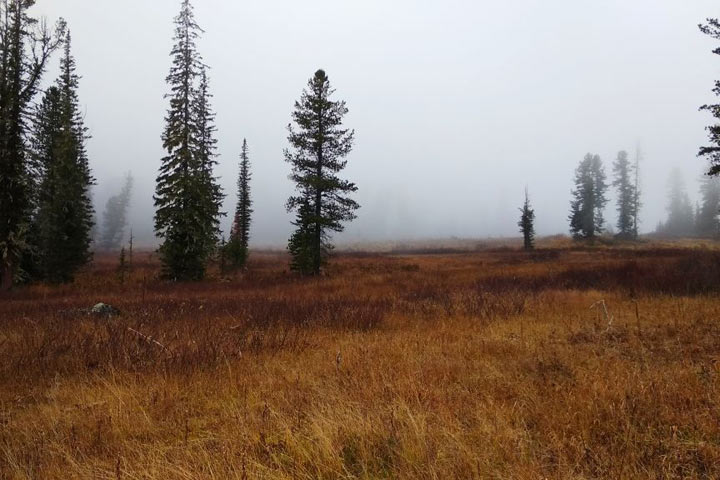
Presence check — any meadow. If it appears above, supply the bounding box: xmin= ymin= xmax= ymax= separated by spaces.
xmin=2 ymin=240 xmax=720 ymax=479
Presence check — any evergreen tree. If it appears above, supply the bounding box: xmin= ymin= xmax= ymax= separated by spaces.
xmin=228 ymin=139 xmax=252 ymax=268
xmin=569 ymin=153 xmax=608 ymax=240
xmin=100 ymin=172 xmax=133 ymax=250
xmin=154 ymin=0 xmax=223 ymax=281
xmin=31 ymin=34 xmax=95 ymax=283
xmin=191 ymin=67 xmax=223 ymax=247
xmin=285 ymin=69 xmax=358 ymax=275
xmin=518 ymin=187 xmax=535 ymax=250
xmin=612 ymin=150 xmax=639 ymax=240
xmin=660 ymin=169 xmax=695 ymax=237
xmin=699 ymin=18 xmax=720 ymax=176
xmin=24 ymin=86 xmax=63 ymax=281
xmin=696 ymin=174 xmax=720 ymax=237
xmin=287 ymin=197 xmax=315 ymax=274
xmin=0 ymin=1 xmax=64 ymax=290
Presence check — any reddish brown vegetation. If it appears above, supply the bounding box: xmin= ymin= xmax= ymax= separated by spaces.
xmin=1 ymin=246 xmax=720 ymax=478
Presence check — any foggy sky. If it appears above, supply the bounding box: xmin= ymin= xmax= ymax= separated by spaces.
xmin=33 ymin=0 xmax=719 ymax=246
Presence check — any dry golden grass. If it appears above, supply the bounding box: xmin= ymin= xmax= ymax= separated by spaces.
xmin=2 ymin=245 xmax=720 ymax=479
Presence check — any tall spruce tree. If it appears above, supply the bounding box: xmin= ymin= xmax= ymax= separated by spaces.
xmin=154 ymin=0 xmax=223 ymax=281
xmin=569 ymin=153 xmax=608 ymax=240
xmin=191 ymin=67 xmax=224 ymax=254
xmin=285 ymin=69 xmax=358 ymax=275
xmin=24 ymin=86 xmax=62 ymax=281
xmin=612 ymin=150 xmax=639 ymax=240
xmin=696 ymin=174 xmax=720 ymax=237
xmin=31 ymin=33 xmax=95 ymax=283
xmin=0 ymin=1 xmax=64 ymax=290
xmin=518 ymin=187 xmax=535 ymax=250
xmin=699 ymin=18 xmax=720 ymax=176
xmin=228 ymin=139 xmax=252 ymax=268
xmin=100 ymin=172 xmax=133 ymax=250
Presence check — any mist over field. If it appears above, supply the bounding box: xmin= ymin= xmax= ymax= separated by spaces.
xmin=33 ymin=0 xmax=719 ymax=247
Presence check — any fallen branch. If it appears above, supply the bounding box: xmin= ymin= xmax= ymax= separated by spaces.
xmin=127 ymin=327 xmax=169 ymax=352
xmin=590 ymin=299 xmax=614 ymax=331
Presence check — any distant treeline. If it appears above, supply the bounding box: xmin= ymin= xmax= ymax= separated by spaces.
xmin=519 ymin=151 xmax=720 ymax=251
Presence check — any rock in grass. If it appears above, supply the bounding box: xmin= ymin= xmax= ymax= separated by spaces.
xmin=91 ymin=303 xmax=120 ymax=317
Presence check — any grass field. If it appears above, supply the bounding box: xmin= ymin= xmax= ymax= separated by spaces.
xmin=2 ymin=242 xmax=720 ymax=479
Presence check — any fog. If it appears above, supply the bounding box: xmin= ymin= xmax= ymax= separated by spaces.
xmin=33 ymin=0 xmax=719 ymax=247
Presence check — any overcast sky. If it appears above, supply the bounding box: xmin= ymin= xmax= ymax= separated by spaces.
xmin=32 ymin=0 xmax=719 ymax=246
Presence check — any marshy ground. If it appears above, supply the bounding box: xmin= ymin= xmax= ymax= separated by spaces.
xmin=2 ymin=241 xmax=720 ymax=479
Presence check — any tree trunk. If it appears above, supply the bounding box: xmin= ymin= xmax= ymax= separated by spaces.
xmin=0 ymin=259 xmax=14 ymax=291
xmin=314 ymin=164 xmax=322 ymax=276
xmin=314 ymin=116 xmax=323 ymax=276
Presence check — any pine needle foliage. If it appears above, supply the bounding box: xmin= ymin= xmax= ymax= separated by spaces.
xmin=0 ymin=0 xmax=65 ymax=289
xmin=154 ymin=0 xmax=223 ymax=281
xmin=285 ymin=69 xmax=358 ymax=275
xmin=518 ymin=187 xmax=535 ymax=250
xmin=569 ymin=154 xmax=608 ymax=240
xmin=612 ymin=151 xmax=640 ymax=240
xmin=287 ymin=197 xmax=315 ymax=275
xmin=228 ymin=139 xmax=252 ymax=269
xmin=31 ymin=33 xmax=95 ymax=284
xmin=699 ymin=18 xmax=720 ymax=176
